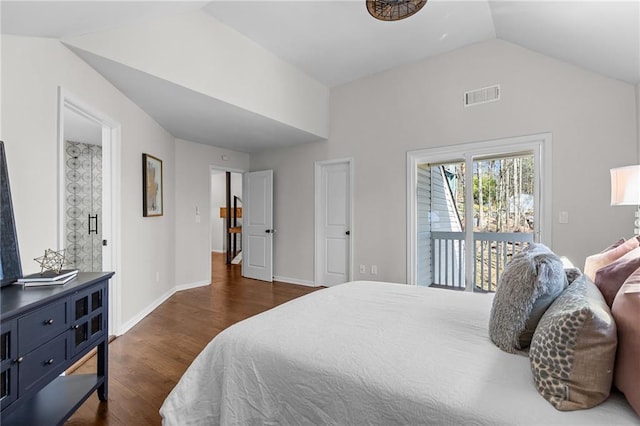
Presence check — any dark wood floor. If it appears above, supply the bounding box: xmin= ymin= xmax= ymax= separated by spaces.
xmin=67 ymin=253 xmax=321 ymax=425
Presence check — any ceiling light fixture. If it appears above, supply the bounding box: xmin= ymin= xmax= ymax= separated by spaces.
xmin=366 ymin=0 xmax=427 ymax=21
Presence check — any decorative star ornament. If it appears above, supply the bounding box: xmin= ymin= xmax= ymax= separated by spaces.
xmin=34 ymin=248 xmax=67 ymax=274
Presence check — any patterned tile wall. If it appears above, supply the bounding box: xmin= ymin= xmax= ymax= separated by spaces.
xmin=65 ymin=141 xmax=102 ymax=272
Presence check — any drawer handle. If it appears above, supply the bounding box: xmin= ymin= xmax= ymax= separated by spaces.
xmin=44 ymin=358 xmax=54 ymax=366
xmin=44 ymin=319 xmax=54 ymax=325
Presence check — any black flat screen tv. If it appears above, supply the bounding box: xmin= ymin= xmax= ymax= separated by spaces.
xmin=0 ymin=141 xmax=22 ymax=286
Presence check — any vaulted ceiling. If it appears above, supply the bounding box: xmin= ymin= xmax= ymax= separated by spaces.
xmin=2 ymin=1 xmax=639 ymax=152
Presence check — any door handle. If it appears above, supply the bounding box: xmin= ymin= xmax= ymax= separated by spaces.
xmin=265 ymin=229 xmax=276 ymax=234
xmin=345 ymin=231 xmax=350 ymax=235
xmin=88 ymin=214 xmax=98 ymax=234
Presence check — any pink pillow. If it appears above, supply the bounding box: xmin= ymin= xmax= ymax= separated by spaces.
xmin=612 ymin=268 xmax=640 ymax=417
xmin=594 ymin=246 xmax=640 ymax=307
xmin=600 ymin=238 xmax=626 ymax=253
xmin=584 ymin=238 xmax=639 ymax=283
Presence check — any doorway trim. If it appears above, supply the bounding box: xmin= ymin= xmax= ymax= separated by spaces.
xmin=314 ymin=158 xmax=354 ymax=286
xmin=406 ymin=133 xmax=552 ymax=286
xmin=57 ymin=87 xmax=122 ymax=335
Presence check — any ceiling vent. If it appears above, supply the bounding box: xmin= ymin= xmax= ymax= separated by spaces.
xmin=464 ymin=84 xmax=500 ymax=107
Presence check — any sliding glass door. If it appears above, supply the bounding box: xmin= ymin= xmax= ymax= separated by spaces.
xmin=407 ymin=134 xmax=551 ymax=291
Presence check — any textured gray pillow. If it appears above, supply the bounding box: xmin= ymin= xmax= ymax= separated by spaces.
xmin=489 ymin=243 xmax=568 ymax=353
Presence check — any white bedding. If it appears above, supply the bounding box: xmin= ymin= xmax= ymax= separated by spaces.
xmin=160 ymin=281 xmax=639 ymax=425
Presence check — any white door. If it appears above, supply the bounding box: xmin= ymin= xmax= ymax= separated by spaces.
xmin=315 ymin=160 xmax=352 ymax=286
xmin=242 ymin=170 xmax=273 ymax=282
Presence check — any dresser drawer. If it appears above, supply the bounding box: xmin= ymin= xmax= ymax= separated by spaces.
xmin=17 ymin=299 xmax=68 ymax=355
xmin=19 ymin=333 xmax=68 ymax=396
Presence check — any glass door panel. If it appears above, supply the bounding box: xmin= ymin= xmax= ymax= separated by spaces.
xmin=65 ymin=141 xmax=103 ymax=272
xmin=417 ymin=161 xmax=466 ymax=288
xmin=71 ymin=286 xmax=104 ymax=356
xmin=472 ymin=155 xmax=535 ymax=291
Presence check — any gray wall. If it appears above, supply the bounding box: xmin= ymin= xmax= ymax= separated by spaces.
xmin=251 ymin=39 xmax=638 ymax=284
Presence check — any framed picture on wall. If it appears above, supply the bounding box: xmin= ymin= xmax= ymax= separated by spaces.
xmin=142 ymin=153 xmax=163 ymax=217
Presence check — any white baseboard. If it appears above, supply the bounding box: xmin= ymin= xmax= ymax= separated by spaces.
xmin=176 ymin=280 xmax=210 ymax=292
xmin=117 ymin=287 xmax=176 ymax=336
xmin=116 ymin=280 xmax=209 ymax=335
xmin=117 ymin=275 xmax=314 ymax=337
xmin=273 ymin=276 xmax=318 ymax=287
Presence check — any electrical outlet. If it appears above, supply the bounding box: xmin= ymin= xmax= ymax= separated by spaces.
xmin=371 ymin=265 xmax=378 ymax=275
xmin=359 ymin=264 xmax=366 ymax=274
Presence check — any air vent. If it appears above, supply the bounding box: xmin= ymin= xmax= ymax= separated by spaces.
xmin=464 ymin=84 xmax=500 ymax=107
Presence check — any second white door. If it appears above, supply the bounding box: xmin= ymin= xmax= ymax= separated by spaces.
xmin=242 ymin=170 xmax=273 ymax=282
xmin=315 ymin=160 xmax=352 ymax=286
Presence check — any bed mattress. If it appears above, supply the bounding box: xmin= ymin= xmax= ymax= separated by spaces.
xmin=160 ymin=281 xmax=638 ymax=425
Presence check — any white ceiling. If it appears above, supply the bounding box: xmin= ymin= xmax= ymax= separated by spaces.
xmin=2 ymin=1 xmax=639 ymax=151
xmin=202 ymin=0 xmax=499 ymax=87
xmin=1 ymin=1 xmax=208 ymax=38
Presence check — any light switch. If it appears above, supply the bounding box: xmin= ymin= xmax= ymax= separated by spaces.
xmin=559 ymin=211 xmax=569 ymax=224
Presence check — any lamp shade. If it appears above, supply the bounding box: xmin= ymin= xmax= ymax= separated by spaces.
xmin=611 ymin=165 xmax=640 ymax=205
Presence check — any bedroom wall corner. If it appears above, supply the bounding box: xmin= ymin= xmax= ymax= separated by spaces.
xmin=174 ymin=138 xmax=249 ymax=288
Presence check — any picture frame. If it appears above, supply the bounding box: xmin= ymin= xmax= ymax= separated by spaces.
xmin=142 ymin=153 xmax=163 ymax=217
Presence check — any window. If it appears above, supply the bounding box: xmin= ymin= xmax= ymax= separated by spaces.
xmin=407 ymin=133 xmax=552 ymax=290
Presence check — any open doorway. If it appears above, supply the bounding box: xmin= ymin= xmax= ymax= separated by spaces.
xmin=58 ymin=88 xmax=121 ymax=335
xmin=210 ymin=169 xmax=243 ymax=277
xmin=62 ymin=108 xmax=103 ymax=272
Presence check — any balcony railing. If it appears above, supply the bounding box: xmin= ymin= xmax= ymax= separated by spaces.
xmin=430 ymin=231 xmax=534 ymax=292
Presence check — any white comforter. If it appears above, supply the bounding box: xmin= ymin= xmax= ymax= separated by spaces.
xmin=160 ymin=281 xmax=639 ymax=425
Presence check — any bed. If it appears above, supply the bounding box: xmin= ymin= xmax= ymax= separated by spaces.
xmin=160 ymin=281 xmax=639 ymax=425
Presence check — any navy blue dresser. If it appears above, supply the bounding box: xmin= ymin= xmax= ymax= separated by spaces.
xmin=0 ymin=272 xmax=113 ymax=425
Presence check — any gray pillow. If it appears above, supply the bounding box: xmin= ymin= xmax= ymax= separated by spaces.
xmin=489 ymin=243 xmax=568 ymax=353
